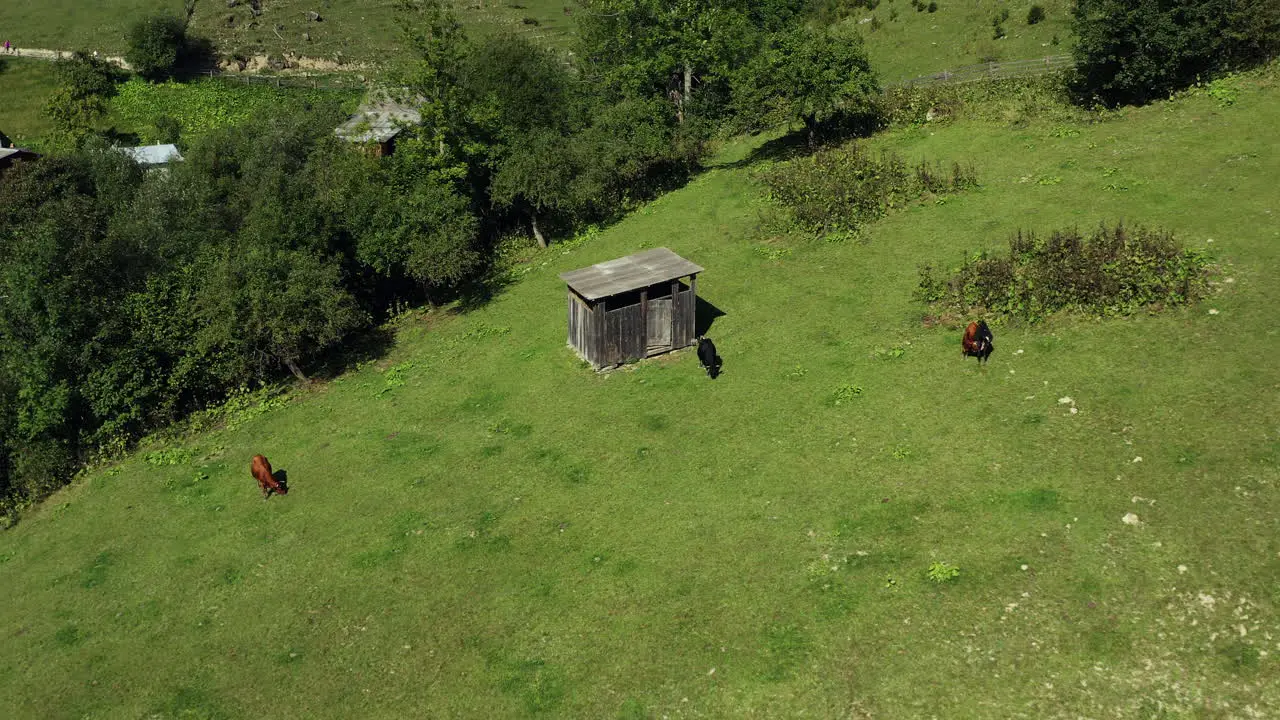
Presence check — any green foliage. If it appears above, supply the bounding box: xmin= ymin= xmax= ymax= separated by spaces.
xmin=757 ymin=143 xmax=976 ymax=235
xmin=880 ymin=76 xmax=1080 ymax=128
xmin=1070 ymin=0 xmax=1280 ymax=107
xmin=733 ymin=23 xmax=880 ymax=145
xmin=125 ymin=14 xmax=187 ymax=81
xmin=829 ymin=384 xmax=864 ymax=406
xmin=111 ymin=78 xmax=353 ymax=144
xmin=43 ymin=52 xmax=120 ymax=144
xmin=1027 ymin=5 xmax=1047 ymax=25
xmin=144 ymin=447 xmax=195 ymax=466
xmin=916 ymin=223 xmax=1212 ymax=321
xmin=927 ymin=561 xmax=960 ymax=583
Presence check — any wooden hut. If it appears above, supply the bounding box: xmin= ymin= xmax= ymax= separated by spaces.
xmin=560 ymin=248 xmax=704 ymax=369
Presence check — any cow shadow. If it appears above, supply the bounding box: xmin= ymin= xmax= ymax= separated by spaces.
xmin=695 ymin=296 xmax=726 ymax=337
xmin=272 ymin=469 xmax=289 ymax=495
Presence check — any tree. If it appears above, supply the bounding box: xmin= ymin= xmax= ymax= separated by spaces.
xmin=360 ymin=162 xmax=483 ymax=299
xmin=125 ymin=14 xmax=188 ymax=81
xmin=44 ymin=52 xmax=120 ymax=144
xmin=733 ymin=24 xmax=880 ymax=147
xmin=1071 ymin=0 xmax=1280 ymax=107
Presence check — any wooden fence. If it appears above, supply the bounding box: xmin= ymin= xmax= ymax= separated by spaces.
xmin=886 ymin=55 xmax=1073 ymax=88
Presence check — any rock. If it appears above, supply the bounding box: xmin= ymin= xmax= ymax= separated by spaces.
xmin=307 ymin=10 xmax=322 ymax=22
xmin=302 ymin=32 xmax=311 ymax=41
xmin=227 ymin=0 xmax=239 ymax=7
xmin=1122 ymin=512 xmax=1140 ymax=525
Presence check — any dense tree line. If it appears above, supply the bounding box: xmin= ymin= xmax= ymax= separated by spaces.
xmin=1 ymin=0 xmax=880 ymax=514
xmin=1071 ymin=0 xmax=1280 ymax=106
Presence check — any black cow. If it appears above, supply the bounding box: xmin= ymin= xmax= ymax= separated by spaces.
xmin=961 ymin=320 xmax=994 ymax=363
xmin=697 ymin=336 xmax=722 ymax=379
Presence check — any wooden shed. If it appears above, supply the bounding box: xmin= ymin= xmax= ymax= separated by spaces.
xmin=560 ymin=248 xmax=704 ymax=369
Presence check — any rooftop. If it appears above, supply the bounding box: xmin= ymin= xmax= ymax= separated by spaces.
xmin=334 ymin=102 xmax=422 ymax=144
xmin=119 ymin=144 xmax=184 ymax=166
xmin=560 ymin=248 xmax=704 ymax=301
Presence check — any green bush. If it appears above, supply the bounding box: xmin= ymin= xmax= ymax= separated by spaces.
xmin=125 ymin=14 xmax=188 ymax=81
xmin=1027 ymin=5 xmax=1046 ymax=25
xmin=1071 ymin=0 xmax=1280 ymax=107
xmin=915 ymin=223 xmax=1212 ymax=321
xmin=756 ymin=143 xmax=977 ymax=235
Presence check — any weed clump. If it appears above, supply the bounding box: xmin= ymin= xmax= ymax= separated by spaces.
xmin=915 ymin=223 xmax=1211 ymax=322
xmin=757 ymin=144 xmax=977 ymax=236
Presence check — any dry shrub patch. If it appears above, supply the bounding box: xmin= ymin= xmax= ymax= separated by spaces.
xmin=916 ymin=223 xmax=1212 ymax=321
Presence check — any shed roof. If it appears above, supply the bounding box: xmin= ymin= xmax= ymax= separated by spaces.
xmin=560 ymin=247 xmax=703 ymax=301
xmin=0 ymin=147 xmax=39 ymax=166
xmin=334 ymin=101 xmax=422 ymax=144
xmin=119 ymin=144 xmax=184 ymax=165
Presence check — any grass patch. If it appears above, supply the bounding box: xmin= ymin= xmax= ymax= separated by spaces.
xmin=1 ymin=59 xmax=1279 ymax=719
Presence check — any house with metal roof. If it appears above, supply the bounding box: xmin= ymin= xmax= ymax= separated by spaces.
xmin=119 ymin=144 xmax=185 ymax=168
xmin=334 ymin=100 xmax=422 ymax=157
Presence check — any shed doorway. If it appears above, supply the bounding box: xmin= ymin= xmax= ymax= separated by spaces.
xmin=646 ymin=295 xmax=673 ymax=354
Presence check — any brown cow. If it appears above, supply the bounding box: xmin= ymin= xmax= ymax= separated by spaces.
xmin=961 ymin=320 xmax=994 ymax=363
xmin=251 ymin=454 xmax=287 ymax=499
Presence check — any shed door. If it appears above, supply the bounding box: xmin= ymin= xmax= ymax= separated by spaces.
xmin=646 ymin=297 xmax=672 ymax=353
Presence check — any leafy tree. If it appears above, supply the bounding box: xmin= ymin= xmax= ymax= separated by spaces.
xmin=733 ymin=24 xmax=880 ymax=147
xmin=1071 ymin=0 xmax=1280 ymax=107
xmin=125 ymin=14 xmax=188 ymax=81
xmin=194 ymin=244 xmax=367 ymax=382
xmin=44 ymin=52 xmax=120 ymax=144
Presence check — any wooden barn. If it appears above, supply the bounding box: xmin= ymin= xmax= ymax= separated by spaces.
xmin=560 ymin=248 xmax=704 ymax=369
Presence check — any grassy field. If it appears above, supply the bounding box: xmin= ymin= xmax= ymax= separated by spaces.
xmin=857 ymin=0 xmax=1075 ymax=82
xmin=0 ymin=0 xmax=575 ymax=67
xmin=2 ymin=66 xmax=1278 ymax=717
xmin=0 ymin=56 xmax=60 ymax=146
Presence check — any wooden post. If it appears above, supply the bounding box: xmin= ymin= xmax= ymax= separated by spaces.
xmin=671 ymin=279 xmax=679 ymax=349
xmin=689 ymin=274 xmax=698 ymax=342
xmin=640 ymin=287 xmax=649 ymax=354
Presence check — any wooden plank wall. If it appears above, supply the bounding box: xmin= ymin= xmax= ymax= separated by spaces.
xmin=567 ymin=292 xmax=599 ymax=367
xmin=672 ymin=286 xmax=696 ymax=349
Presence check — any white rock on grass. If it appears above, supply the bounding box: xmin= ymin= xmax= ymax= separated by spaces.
xmin=1122 ymin=512 xmax=1141 ymax=526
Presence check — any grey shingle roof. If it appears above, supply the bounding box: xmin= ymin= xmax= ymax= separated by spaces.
xmin=560 ymin=248 xmax=703 ymax=301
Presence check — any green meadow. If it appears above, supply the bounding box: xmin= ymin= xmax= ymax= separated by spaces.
xmin=2 ymin=64 xmax=1278 ymax=718
xmin=0 ymin=57 xmax=60 ymax=147
xmin=0 ymin=0 xmax=574 ymax=65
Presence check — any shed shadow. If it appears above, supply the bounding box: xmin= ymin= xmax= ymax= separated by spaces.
xmin=695 ymin=296 xmax=726 ymax=337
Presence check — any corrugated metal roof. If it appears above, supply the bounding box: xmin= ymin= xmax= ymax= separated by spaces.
xmin=334 ymin=102 xmax=422 ymax=144
xmin=560 ymin=248 xmax=704 ymax=301
xmin=119 ymin=144 xmax=184 ymax=165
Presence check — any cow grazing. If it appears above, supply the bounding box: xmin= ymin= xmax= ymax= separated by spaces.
xmin=251 ymin=454 xmax=287 ymax=499
xmin=961 ymin=320 xmax=994 ymax=363
xmin=697 ymin=336 xmax=722 ymax=379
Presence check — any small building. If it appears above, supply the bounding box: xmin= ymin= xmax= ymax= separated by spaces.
xmin=334 ymin=100 xmax=422 ymax=157
xmin=0 ymin=147 xmax=40 ymax=172
xmin=119 ymin=144 xmax=184 ymax=169
xmin=560 ymin=247 xmax=704 ymax=369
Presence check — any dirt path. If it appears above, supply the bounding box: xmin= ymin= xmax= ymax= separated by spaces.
xmin=3 ymin=47 xmax=132 ymax=70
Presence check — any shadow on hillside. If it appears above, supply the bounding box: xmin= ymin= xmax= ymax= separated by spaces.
xmin=310 ymin=325 xmax=397 ymax=382
xmin=719 ymin=111 xmax=884 ymax=170
xmin=695 ymin=296 xmax=727 ymax=337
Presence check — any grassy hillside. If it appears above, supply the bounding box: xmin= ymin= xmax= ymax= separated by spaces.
xmin=856 ymin=0 xmax=1075 ymax=82
xmin=2 ymin=66 xmax=1278 ymax=717
xmin=0 ymin=57 xmax=60 ymax=146
xmin=0 ymin=0 xmax=574 ymax=67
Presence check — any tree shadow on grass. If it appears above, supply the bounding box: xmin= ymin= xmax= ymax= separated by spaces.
xmin=718 ymin=111 xmax=885 ymax=170
xmin=309 ymin=325 xmax=397 ymax=382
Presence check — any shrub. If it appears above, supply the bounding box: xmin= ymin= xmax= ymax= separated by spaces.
xmin=1027 ymin=5 xmax=1046 ymax=25
xmin=927 ymin=2 xmax=938 ymax=13
xmin=125 ymin=14 xmax=188 ymax=81
xmin=915 ymin=223 xmax=1212 ymax=321
xmin=756 ymin=143 xmax=977 ymax=235
xmin=1071 ymin=0 xmax=1280 ymax=107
